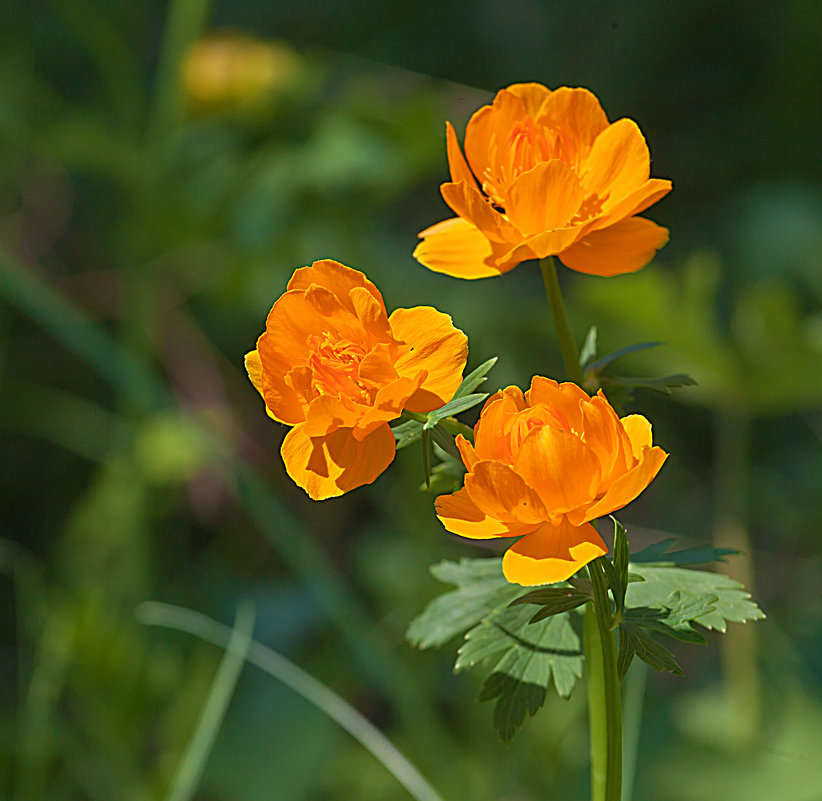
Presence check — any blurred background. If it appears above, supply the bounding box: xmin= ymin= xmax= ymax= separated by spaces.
xmin=1 ymin=0 xmax=822 ymax=799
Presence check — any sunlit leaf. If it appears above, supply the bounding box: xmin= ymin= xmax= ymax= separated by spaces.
xmin=453 ymin=357 xmax=498 ymax=399
xmin=620 ymin=622 xmax=684 ymax=676
xmin=391 ymin=419 xmax=423 ymax=449
xmin=627 ymin=564 xmax=764 ymax=633
xmin=424 ymin=393 xmax=488 ymax=426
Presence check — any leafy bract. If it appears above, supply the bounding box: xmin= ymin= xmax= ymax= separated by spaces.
xmin=406 ymin=557 xmax=583 ymax=742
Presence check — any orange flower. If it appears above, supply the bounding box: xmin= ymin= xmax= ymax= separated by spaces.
xmin=245 ymin=259 xmax=468 ymax=499
xmin=436 ymin=377 xmax=667 ymax=585
xmin=414 ymin=83 xmax=672 ymax=280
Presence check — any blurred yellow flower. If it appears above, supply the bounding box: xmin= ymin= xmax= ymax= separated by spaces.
xmin=415 ymin=83 xmax=672 ymax=279
xmin=182 ymin=33 xmax=301 ymax=111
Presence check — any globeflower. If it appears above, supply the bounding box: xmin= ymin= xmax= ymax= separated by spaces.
xmin=246 ymin=259 xmax=468 ymax=500
xmin=435 ymin=377 xmax=668 ymax=585
xmin=414 ymin=83 xmax=672 ymax=280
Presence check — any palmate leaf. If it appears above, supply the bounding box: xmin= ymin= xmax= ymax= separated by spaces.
xmin=626 ymin=564 xmax=764 ymax=633
xmin=617 ymin=561 xmax=764 ymax=678
xmin=406 ymin=557 xmax=584 ymax=742
xmin=406 ymin=558 xmax=519 ymax=649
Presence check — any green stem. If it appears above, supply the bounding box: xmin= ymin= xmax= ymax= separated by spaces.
xmin=164 ymin=600 xmax=255 ymax=801
xmin=620 ymin=660 xmax=647 ymax=801
xmin=539 ymin=257 xmax=584 ymax=385
xmin=138 ymin=602 xmax=448 ymax=801
xmin=585 ymin=558 xmax=622 ymax=801
xmin=584 ymin=604 xmax=607 ymax=801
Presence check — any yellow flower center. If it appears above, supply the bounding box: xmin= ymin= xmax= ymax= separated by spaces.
xmin=307 ymin=333 xmax=369 ymax=401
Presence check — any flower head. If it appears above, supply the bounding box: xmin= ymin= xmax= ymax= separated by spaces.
xmin=436 ymin=377 xmax=667 ymax=585
xmin=414 ymin=83 xmax=672 ymax=279
xmin=246 ymin=259 xmax=468 ymax=499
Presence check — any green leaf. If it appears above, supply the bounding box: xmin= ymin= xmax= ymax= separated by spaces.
xmin=453 ymin=357 xmax=498 ymax=399
xmin=601 ymin=373 xmax=698 ymax=394
xmin=421 ymin=458 xmax=465 ymax=495
xmin=509 ymin=585 xmax=591 ymax=622
xmin=428 ymin=424 xmax=462 ymax=462
xmin=477 ymin=674 xmax=546 ymax=745
xmin=405 ymin=558 xmax=584 ymax=742
xmin=617 ymin=626 xmax=635 ymax=680
xmin=406 ymin=558 xmax=518 ymax=649
xmin=424 ymin=393 xmax=488 ymax=427
xmin=391 ymin=419 xmax=423 ymax=449
xmin=623 ymin=604 xmax=708 ymax=645
xmin=453 ymin=599 xmax=583 ymax=695
xmin=630 ymin=538 xmax=737 ymax=567
xmin=620 ymin=622 xmax=684 ymax=676
xmin=579 ymin=326 xmax=598 ymax=368
xmin=586 ymin=341 xmax=663 ymax=373
xmin=612 ymin=518 xmax=629 ymax=612
xmin=421 ymin=428 xmax=431 ymax=488
xmin=626 ymin=564 xmax=765 ymax=633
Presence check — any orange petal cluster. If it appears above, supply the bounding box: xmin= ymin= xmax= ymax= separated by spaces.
xmin=436 ymin=377 xmax=667 ymax=585
xmin=414 ymin=83 xmax=672 ymax=280
xmin=246 ymin=260 xmax=468 ymax=500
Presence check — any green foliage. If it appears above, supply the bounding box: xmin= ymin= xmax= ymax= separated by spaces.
xmin=407 ymin=558 xmax=584 ymax=742
xmin=579 ymin=336 xmax=697 ymax=404
xmin=614 ymin=553 xmax=765 ymax=678
xmin=509 ymin=586 xmax=592 ymax=623
xmin=626 ymin=564 xmax=765 ymax=633
xmin=630 ymin=538 xmax=738 ymax=567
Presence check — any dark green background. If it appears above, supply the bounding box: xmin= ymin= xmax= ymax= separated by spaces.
xmin=1 ymin=1 xmax=821 ymax=799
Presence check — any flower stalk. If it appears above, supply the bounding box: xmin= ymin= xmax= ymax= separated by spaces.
xmin=585 ymin=557 xmax=622 ymax=801
xmin=539 ymin=257 xmax=584 ymax=385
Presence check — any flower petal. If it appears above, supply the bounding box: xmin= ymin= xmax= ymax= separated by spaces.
xmin=436 ymin=487 xmax=531 ymax=540
xmin=514 ymin=425 xmax=602 ymax=517
xmin=246 ymin=348 xmax=280 ymax=421
xmin=536 ymin=87 xmax=609 ymax=153
xmin=389 ymin=306 xmax=468 ymax=411
xmin=281 ymin=423 xmax=395 ymax=500
xmin=287 ymin=259 xmax=386 ymax=316
xmin=456 ymin=434 xmax=478 ymax=471
xmin=505 ymin=82 xmax=552 ymax=117
xmin=596 ymin=179 xmax=672 ymax=227
xmin=441 ymin=181 xmax=516 ymax=243
xmin=465 ymin=460 xmax=550 ymax=525
xmin=464 ymin=90 xmax=528 ymax=184
xmin=496 ymin=225 xmax=582 ymax=264
xmin=256 ymin=335 xmax=309 ymax=424
xmin=620 ymin=414 xmax=653 ymax=459
xmin=580 ymin=393 xmax=634 ymax=486
xmin=502 ymin=519 xmax=607 ymax=585
xmin=558 ymin=217 xmax=669 ymax=277
xmin=579 ymin=446 xmax=668 ymax=523
xmin=414 ymin=217 xmax=519 ymax=279
xmin=446 ymin=121 xmax=478 ymax=190
xmin=505 ymin=160 xmax=585 ymax=238
xmin=473 ymin=387 xmax=527 ymax=462
xmin=302 ymin=394 xmax=362 ymax=437
xmin=354 ymin=374 xmax=424 ymax=439
xmin=358 ymin=341 xmax=400 ymax=388
xmin=350 ymin=286 xmax=393 ymax=343
xmin=580 ymin=118 xmax=651 ymax=207
xmin=526 ymin=377 xmax=587 ymax=432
